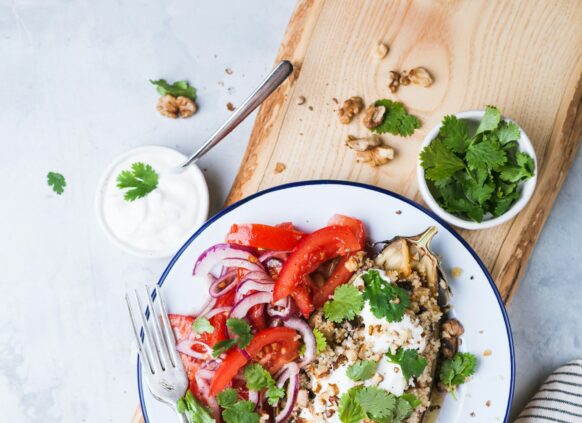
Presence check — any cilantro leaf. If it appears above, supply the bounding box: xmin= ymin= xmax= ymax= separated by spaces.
xmin=180 ymin=390 xmax=215 ymax=423
xmin=419 ymin=138 xmax=466 ymax=181
xmin=476 ymin=105 xmax=501 ymax=134
xmin=439 ymin=352 xmax=478 ymax=399
xmin=355 ymin=387 xmax=396 ymax=419
xmin=313 ymin=328 xmax=328 ymax=354
xmin=497 ymin=121 xmax=520 ymax=144
xmin=212 ymin=339 xmax=237 ymax=357
xmin=324 ymin=284 xmax=364 ymax=323
xmin=243 ymin=363 xmax=285 ymax=406
xmin=217 ymin=388 xmax=260 ymax=423
xmin=227 ymin=318 xmax=253 ymax=348
xmin=371 ymin=99 xmax=420 ymax=137
xmin=438 ymin=115 xmax=470 ymax=153
xmin=466 ymin=138 xmax=507 ymax=171
xmin=362 ymin=270 xmax=410 ymax=322
xmin=346 ymin=360 xmax=378 ymax=382
xmin=192 ymin=317 xmax=214 ymax=335
xmin=393 ymin=396 xmax=414 ymax=423
xmin=116 ymin=162 xmax=159 ymax=201
xmin=386 ymin=348 xmax=428 ymax=381
xmin=400 ymin=393 xmax=421 ymax=408
xmin=47 ymin=171 xmax=66 ymax=195
xmin=338 ymin=387 xmax=367 ymax=423
xmin=150 ymin=79 xmax=197 ymax=101
xmin=216 ymin=388 xmax=239 ymax=408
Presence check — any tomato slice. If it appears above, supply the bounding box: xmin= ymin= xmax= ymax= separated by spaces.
xmin=200 ymin=289 xmax=234 ymax=346
xmin=226 ymin=223 xmax=306 ymax=251
xmin=313 ymin=215 xmax=367 ymax=307
xmin=272 ymin=225 xmax=361 ymax=303
xmin=209 ymin=327 xmax=299 ymax=396
xmin=248 ymin=304 xmax=268 ymax=330
xmin=290 ymin=276 xmax=315 ymax=318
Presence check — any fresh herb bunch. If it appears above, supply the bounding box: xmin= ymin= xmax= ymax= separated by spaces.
xmin=150 ymin=79 xmax=197 ymax=101
xmin=116 ymin=162 xmax=159 ymax=201
xmin=420 ymin=106 xmax=535 ymax=222
xmin=338 ymin=386 xmax=420 ymax=423
xmin=439 ymin=352 xmax=478 ymax=400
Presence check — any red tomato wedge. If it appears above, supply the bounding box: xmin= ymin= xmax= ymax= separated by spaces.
xmin=226 ymin=223 xmax=306 ymax=251
xmin=272 ymin=225 xmax=361 ymax=303
xmin=313 ymin=215 xmax=367 ymax=307
xmin=290 ymin=276 xmax=315 ymax=318
xmin=209 ymin=327 xmax=299 ymax=396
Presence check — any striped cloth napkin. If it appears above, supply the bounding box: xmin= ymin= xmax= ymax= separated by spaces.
xmin=516 ymin=359 xmax=582 ymax=422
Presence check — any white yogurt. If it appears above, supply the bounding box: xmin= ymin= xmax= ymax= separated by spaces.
xmin=96 ymin=146 xmax=209 ymax=258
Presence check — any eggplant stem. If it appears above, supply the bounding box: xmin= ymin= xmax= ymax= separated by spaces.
xmin=413 ymin=226 xmax=438 ymax=249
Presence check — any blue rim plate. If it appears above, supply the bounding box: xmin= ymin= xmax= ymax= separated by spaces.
xmin=137 ymin=180 xmax=515 ymax=422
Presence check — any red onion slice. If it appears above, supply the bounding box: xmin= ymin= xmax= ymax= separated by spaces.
xmin=176 ymin=340 xmax=212 ymax=360
xmin=240 ymin=271 xmax=273 ymax=283
xmin=197 ymin=297 xmax=218 ymax=318
xmin=220 ymin=258 xmax=264 ymax=273
xmin=209 ymin=270 xmax=237 ymax=298
xmin=236 ymin=280 xmax=275 ymax=302
xmin=267 ymin=297 xmax=291 ymax=318
xmin=248 ymin=390 xmax=259 ymax=406
xmin=205 ymin=306 xmax=231 ymax=319
xmin=229 ymin=291 xmax=273 ymax=319
xmin=193 ymin=243 xmax=256 ymax=278
xmin=283 ymin=317 xmax=316 ymax=367
xmin=258 ymin=250 xmax=290 ymax=263
xmin=275 ymin=362 xmax=300 ymax=423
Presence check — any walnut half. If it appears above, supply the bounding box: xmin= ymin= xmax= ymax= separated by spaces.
xmin=338 ymin=96 xmax=364 ymax=124
xmin=363 ymin=105 xmax=386 ymax=129
xmin=357 ymin=146 xmax=395 ymax=167
xmin=408 ymin=67 xmax=433 ymax=87
xmin=157 ymin=95 xmax=197 ymax=118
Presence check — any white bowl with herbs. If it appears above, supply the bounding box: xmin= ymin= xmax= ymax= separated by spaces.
xmin=417 ymin=107 xmax=537 ymax=230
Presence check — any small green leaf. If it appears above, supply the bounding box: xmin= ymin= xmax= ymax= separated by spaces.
xmin=476 ymin=105 xmax=501 ymax=134
xmin=323 ymin=284 xmax=364 ymax=323
xmin=420 ymin=138 xmax=466 ymax=181
xmin=192 ymin=317 xmax=214 ymax=334
xmin=371 ymin=99 xmax=420 ymax=137
xmin=150 ymin=79 xmax=197 ymax=101
xmin=313 ymin=328 xmax=328 ymax=354
xmin=47 ymin=171 xmax=66 ymax=195
xmin=346 ymin=360 xmax=378 ymax=381
xmin=386 ymin=348 xmax=428 ymax=381
xmin=116 ymin=162 xmax=159 ymax=201
xmin=362 ymin=270 xmax=410 ymax=322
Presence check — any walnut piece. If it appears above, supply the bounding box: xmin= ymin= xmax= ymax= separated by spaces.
xmin=388 ymin=71 xmax=400 ymax=93
xmin=372 ymin=42 xmax=389 ymax=59
xmin=157 ymin=95 xmax=197 ymax=119
xmin=363 ymin=105 xmax=386 ymax=129
xmin=297 ymin=95 xmax=306 ymax=105
xmin=408 ymin=67 xmax=433 ymax=87
xmin=338 ymin=96 xmax=364 ymax=124
xmin=400 ymin=70 xmax=411 ymax=86
xmin=357 ymin=145 xmax=394 ymax=167
xmin=274 ymin=162 xmax=286 ymax=174
xmin=345 ymin=134 xmax=382 ymax=152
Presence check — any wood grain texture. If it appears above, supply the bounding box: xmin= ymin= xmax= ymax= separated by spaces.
xmin=227 ymin=0 xmax=582 ymax=304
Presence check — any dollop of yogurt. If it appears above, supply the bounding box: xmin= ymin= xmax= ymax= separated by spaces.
xmin=97 ymin=146 xmax=208 ymax=257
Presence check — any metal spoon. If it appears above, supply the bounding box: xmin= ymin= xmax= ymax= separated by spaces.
xmin=169 ymin=60 xmax=293 ymax=173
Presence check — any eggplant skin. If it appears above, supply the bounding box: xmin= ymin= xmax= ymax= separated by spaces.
xmin=374 ymin=228 xmax=445 ymax=423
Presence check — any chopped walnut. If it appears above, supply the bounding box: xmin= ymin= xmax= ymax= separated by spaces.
xmin=345 ymin=251 xmax=366 ymax=272
xmin=345 ymin=134 xmax=382 ymax=152
xmin=400 ymin=70 xmax=411 ymax=86
xmin=363 ymin=105 xmax=386 ymax=129
xmin=372 ymin=42 xmax=389 ymax=59
xmin=157 ymin=95 xmax=197 ymax=119
xmin=274 ymin=162 xmax=286 ymax=174
xmin=408 ymin=67 xmax=433 ymax=87
xmin=338 ymin=96 xmax=364 ymax=124
xmin=388 ymin=71 xmax=400 ymax=93
xmin=297 ymin=95 xmax=306 ymax=105
xmin=357 ymin=145 xmax=394 ymax=167
xmin=226 ymin=102 xmax=235 ymax=111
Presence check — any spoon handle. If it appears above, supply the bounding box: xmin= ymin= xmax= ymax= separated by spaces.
xmin=180 ymin=60 xmax=293 ymax=168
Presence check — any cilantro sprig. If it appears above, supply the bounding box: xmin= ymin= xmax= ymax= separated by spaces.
xmin=116 ymin=162 xmax=159 ymax=201
xmin=420 ymin=106 xmax=535 ymax=222
xmin=323 ymin=284 xmax=364 ymax=323
xmin=150 ymin=79 xmax=197 ymax=101
xmin=176 ymin=390 xmax=215 ymax=423
xmin=217 ymin=388 xmax=259 ymax=423
xmin=47 ymin=171 xmax=66 ymax=195
xmin=371 ymin=99 xmax=420 ymax=137
xmin=212 ymin=318 xmax=253 ymax=357
xmin=313 ymin=328 xmax=328 ymax=353
xmin=346 ymin=360 xmax=378 ymax=382
xmin=439 ymin=352 xmax=478 ymax=400
xmin=192 ymin=317 xmax=214 ymax=335
xmin=338 ymin=386 xmax=420 ymax=423
xmin=243 ymin=363 xmax=286 ymax=406
xmin=386 ymin=348 xmax=427 ymax=381
xmin=362 ymin=270 xmax=410 ymax=322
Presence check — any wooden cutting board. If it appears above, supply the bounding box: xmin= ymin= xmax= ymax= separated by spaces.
xmin=133 ymin=0 xmax=582 ymax=421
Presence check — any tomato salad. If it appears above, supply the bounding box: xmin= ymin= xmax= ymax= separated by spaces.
xmin=170 ymin=215 xmax=366 ymax=422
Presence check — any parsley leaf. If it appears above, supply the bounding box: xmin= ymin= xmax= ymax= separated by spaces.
xmin=476 ymin=105 xmax=501 ymax=135
xmin=192 ymin=317 xmax=214 ymax=335
xmin=386 ymin=348 xmax=428 ymax=381
xmin=116 ymin=162 xmax=159 ymax=201
xmin=47 ymin=172 xmax=66 ymax=195
xmin=243 ymin=363 xmax=285 ymax=406
xmin=362 ymin=270 xmax=410 ymax=322
xmin=419 ymin=138 xmax=466 ymax=180
xmin=150 ymin=79 xmax=197 ymax=101
xmin=324 ymin=284 xmax=364 ymax=323
xmin=212 ymin=318 xmax=253 ymax=357
xmin=179 ymin=390 xmax=215 ymax=423
xmin=371 ymin=99 xmax=420 ymax=137
xmin=346 ymin=360 xmax=378 ymax=381
xmin=313 ymin=328 xmax=328 ymax=354
xmin=439 ymin=352 xmax=478 ymax=399
xmin=338 ymin=386 xmax=367 ymax=423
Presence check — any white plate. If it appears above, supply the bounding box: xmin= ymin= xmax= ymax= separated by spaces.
xmin=137 ymin=181 xmax=515 ymax=423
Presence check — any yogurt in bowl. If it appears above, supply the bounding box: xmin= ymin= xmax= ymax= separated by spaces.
xmin=96 ymin=145 xmax=209 ymax=258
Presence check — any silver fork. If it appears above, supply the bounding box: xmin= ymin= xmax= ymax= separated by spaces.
xmin=126 ymin=285 xmax=189 ymax=423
